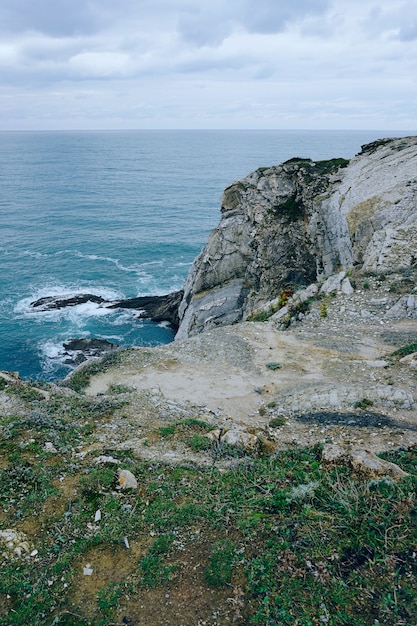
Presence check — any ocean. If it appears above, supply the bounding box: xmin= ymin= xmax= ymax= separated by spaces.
xmin=0 ymin=129 xmax=412 ymax=381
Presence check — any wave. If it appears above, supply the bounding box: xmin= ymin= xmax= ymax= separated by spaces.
xmin=14 ymin=282 xmax=125 ymax=321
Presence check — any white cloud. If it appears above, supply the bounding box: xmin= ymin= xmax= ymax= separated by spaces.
xmin=68 ymin=51 xmax=132 ymax=78
xmin=0 ymin=0 xmax=416 ymax=130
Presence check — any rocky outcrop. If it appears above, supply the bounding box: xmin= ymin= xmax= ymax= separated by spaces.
xmin=176 ymin=136 xmax=417 ymax=339
xmin=109 ymin=290 xmax=183 ymax=328
xmin=31 ymin=294 xmax=106 ymax=310
xmin=62 ymin=338 xmax=119 ymax=366
xmin=30 ymin=291 xmax=183 ymax=328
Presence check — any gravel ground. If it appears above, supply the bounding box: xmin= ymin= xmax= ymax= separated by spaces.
xmin=80 ymin=270 xmax=417 ymax=463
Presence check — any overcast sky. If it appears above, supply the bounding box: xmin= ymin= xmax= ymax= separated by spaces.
xmin=0 ymin=0 xmax=416 ymax=131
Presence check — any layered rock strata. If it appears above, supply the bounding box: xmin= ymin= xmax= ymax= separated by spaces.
xmin=176 ymin=136 xmax=417 ymax=339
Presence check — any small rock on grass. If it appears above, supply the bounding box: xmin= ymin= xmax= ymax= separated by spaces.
xmin=117 ymin=468 xmax=138 ymax=490
xmin=322 ymin=443 xmax=409 ymax=480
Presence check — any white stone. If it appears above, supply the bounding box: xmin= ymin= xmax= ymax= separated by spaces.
xmin=320 ymin=271 xmax=346 ymax=295
xmin=399 ymin=353 xmax=417 ymax=367
xmin=221 ymin=429 xmax=258 ymax=450
xmin=341 ymin=277 xmax=354 ymax=295
xmin=117 ymin=469 xmax=138 ymax=490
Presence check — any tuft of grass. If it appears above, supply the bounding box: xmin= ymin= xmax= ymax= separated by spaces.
xmin=138 ymin=553 xmax=174 ymax=588
xmin=353 ymin=398 xmax=374 ymax=410
xmin=266 ymin=362 xmax=281 ymax=370
xmin=176 ymin=418 xmax=213 ymax=430
xmin=391 ymin=342 xmax=417 ymax=358
xmin=269 ymin=416 xmax=286 ymax=428
xmin=186 ymin=434 xmax=212 ymax=452
xmin=138 ymin=535 xmax=177 ymax=588
xmin=204 ymin=540 xmax=236 ymax=587
xmin=159 ymin=424 xmax=176 ymax=438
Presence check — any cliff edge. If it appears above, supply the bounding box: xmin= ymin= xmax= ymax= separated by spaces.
xmin=176 ymin=136 xmax=417 ymax=339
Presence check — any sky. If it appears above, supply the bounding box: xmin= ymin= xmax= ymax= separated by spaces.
xmin=0 ymin=0 xmax=416 ymax=131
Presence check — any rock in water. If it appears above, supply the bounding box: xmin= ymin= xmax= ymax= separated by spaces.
xmin=30 ymin=294 xmax=106 ymax=310
xmin=176 ymin=136 xmax=417 ymax=339
xmin=109 ymin=290 xmax=183 ymax=328
xmin=62 ymin=338 xmax=119 ymax=365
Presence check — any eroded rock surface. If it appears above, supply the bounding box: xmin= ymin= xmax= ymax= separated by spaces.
xmin=177 ymin=136 xmax=417 ymax=339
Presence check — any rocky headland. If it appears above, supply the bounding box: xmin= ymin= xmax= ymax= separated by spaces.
xmin=176 ymin=136 xmax=417 ymax=339
xmin=5 ymin=133 xmax=417 ymax=489
xmin=1 ymin=136 xmax=416 ymax=625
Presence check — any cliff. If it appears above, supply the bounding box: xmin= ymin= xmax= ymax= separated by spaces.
xmin=1 ymin=136 xmax=417 ymax=625
xmin=176 ymin=136 xmax=417 ymax=339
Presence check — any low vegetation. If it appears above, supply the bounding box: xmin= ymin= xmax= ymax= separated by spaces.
xmin=0 ymin=376 xmax=416 ymax=625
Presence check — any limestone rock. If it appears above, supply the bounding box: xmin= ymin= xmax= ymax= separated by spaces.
xmin=0 ymin=529 xmax=31 ymax=559
xmin=117 ymin=468 xmax=138 ymax=490
xmin=176 ymin=137 xmax=417 ymax=338
xmin=320 ymin=271 xmax=347 ymax=295
xmin=322 ymin=443 xmax=409 ymax=480
xmin=399 ymin=353 xmax=417 ymax=368
xmin=221 ymin=429 xmax=258 ymax=451
xmin=205 ymin=427 xmax=260 ymax=453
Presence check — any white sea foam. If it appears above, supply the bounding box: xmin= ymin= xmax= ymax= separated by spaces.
xmin=74 ymin=251 xmax=160 ymax=277
xmin=14 ymin=283 xmax=125 ymax=319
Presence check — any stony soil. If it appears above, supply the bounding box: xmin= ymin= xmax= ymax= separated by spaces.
xmin=81 ymin=270 xmax=417 ymax=464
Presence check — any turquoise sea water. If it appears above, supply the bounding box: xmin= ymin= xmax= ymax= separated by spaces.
xmin=0 ymin=129 xmax=413 ymax=380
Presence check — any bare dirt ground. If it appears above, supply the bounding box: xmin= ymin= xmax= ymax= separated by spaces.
xmin=83 ymin=274 xmax=417 ymax=463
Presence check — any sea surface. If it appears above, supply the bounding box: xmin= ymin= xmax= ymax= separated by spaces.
xmin=0 ymin=129 xmax=413 ymax=381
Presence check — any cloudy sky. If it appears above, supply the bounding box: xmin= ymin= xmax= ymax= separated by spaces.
xmin=0 ymin=0 xmax=416 ymax=130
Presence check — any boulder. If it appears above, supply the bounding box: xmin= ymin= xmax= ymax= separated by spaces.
xmin=110 ymin=290 xmax=183 ymax=328
xmin=322 ymin=443 xmax=409 ymax=480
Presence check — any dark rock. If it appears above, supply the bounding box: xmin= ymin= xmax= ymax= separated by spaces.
xmin=63 ymin=338 xmax=117 ymax=352
xmin=109 ymin=290 xmax=183 ymax=329
xmin=31 ymin=294 xmax=106 ymax=310
xmin=62 ymin=337 xmax=119 ymax=366
xmin=30 ymin=290 xmax=183 ymax=329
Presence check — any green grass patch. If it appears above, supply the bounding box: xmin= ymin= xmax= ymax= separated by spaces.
xmin=1 ymin=424 xmax=416 ymax=625
xmin=158 ymin=424 xmax=176 ymax=438
xmin=353 ymin=398 xmax=374 ymax=410
xmin=204 ymin=540 xmax=237 ymax=587
xmin=391 ymin=342 xmax=417 ymax=357
xmin=63 ymin=351 xmax=124 ymax=392
xmin=186 ymin=434 xmax=212 ymax=452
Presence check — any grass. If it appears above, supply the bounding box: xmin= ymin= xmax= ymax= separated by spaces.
xmin=1 ymin=379 xmax=417 ymax=625
xmin=391 ymin=342 xmax=417 ymax=358
xmin=62 ymin=350 xmax=124 ymax=392
xmin=353 ymin=398 xmax=374 ymax=410
xmin=204 ymin=539 xmax=236 ymax=586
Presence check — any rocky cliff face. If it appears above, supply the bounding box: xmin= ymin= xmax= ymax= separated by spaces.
xmin=176 ymin=136 xmax=417 ymax=339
